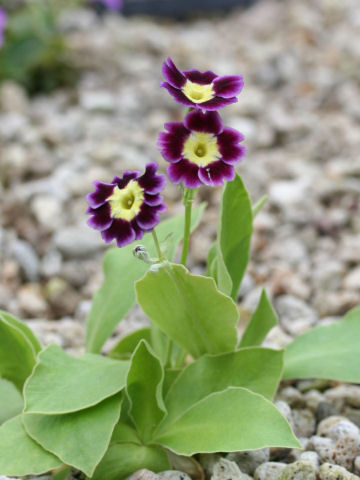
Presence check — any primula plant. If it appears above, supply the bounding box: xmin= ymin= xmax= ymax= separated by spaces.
xmin=1 ymin=58 xmax=360 ymax=480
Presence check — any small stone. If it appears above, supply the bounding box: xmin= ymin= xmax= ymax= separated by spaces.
xmin=277 ymin=387 xmax=305 ymax=408
xmin=31 ymin=195 xmax=64 ymax=232
xmin=11 ymin=239 xmax=40 ymax=282
xmin=292 ymin=408 xmax=316 ymax=437
xmin=278 ymin=460 xmax=317 ymax=480
xmin=18 ymin=284 xmax=47 ymax=317
xmin=318 ymin=463 xmax=358 ymax=479
xmin=312 ymin=416 xmax=360 ymax=470
xmin=254 ymin=462 xmax=286 ymax=480
xmin=198 ymin=453 xmax=222 ymax=477
xmin=354 ymin=455 xmax=360 ymax=474
xmin=80 ymin=90 xmax=116 ymax=113
xmin=275 ymin=400 xmax=294 ymax=430
xmin=226 ymin=448 xmax=270 ymax=475
xmin=0 ymin=81 xmax=29 ymax=113
xmin=343 ymin=267 xmax=360 ymax=290
xmin=41 ymin=249 xmax=62 ymax=278
xmin=126 ymin=469 xmax=160 ymax=480
xmin=275 ymin=295 xmax=317 ymax=336
xmin=269 ymin=179 xmax=310 ymax=208
xmin=54 ymin=225 xmax=105 ymax=258
xmin=211 ymin=459 xmax=252 ymax=480
xmin=303 ymin=390 xmax=326 ymax=412
xmin=158 ymin=472 xmax=191 ymax=480
xmin=315 ymin=402 xmax=340 ymax=423
xmin=325 ymin=385 xmax=360 ymax=409
xmin=298 ymin=451 xmax=319 ymax=468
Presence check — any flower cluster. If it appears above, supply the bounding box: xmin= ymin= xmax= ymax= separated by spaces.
xmin=0 ymin=8 xmax=7 ymax=47
xmin=158 ymin=57 xmax=246 ymax=188
xmin=86 ymin=58 xmax=245 ymax=248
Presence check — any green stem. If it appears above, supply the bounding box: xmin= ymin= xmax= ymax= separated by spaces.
xmin=152 ymin=229 xmax=162 ymax=260
xmin=180 ymin=188 xmax=196 ymax=266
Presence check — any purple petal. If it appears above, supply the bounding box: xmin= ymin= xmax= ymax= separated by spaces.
xmin=184 ymin=110 xmax=223 ymax=135
xmin=217 ymin=127 xmax=246 ymax=164
xmin=183 ymin=69 xmax=217 ymax=85
xmin=112 ymin=171 xmax=139 ymax=189
xmin=199 ymin=96 xmax=238 ymax=111
xmin=86 ymin=182 xmax=115 ymax=208
xmin=101 ymin=218 xmax=136 ymax=247
xmin=162 ymin=58 xmax=186 ymax=89
xmin=138 ymin=162 xmax=166 ymax=194
xmin=161 ymin=82 xmax=195 ymax=108
xmin=167 ymin=159 xmax=202 ymax=189
xmin=131 ymin=219 xmax=144 ymax=240
xmin=157 ymin=123 xmax=190 ymax=163
xmin=135 ymin=205 xmax=160 ymax=230
xmin=198 ymin=161 xmax=235 ymax=186
xmin=87 ymin=203 xmax=113 ymax=231
xmin=143 ymin=193 xmax=164 ymax=206
xmin=213 ymin=75 xmax=244 ymax=98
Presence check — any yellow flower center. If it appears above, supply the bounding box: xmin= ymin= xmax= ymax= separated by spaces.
xmin=108 ymin=180 xmax=144 ymax=221
xmin=182 ymin=132 xmax=220 ymax=167
xmin=182 ymin=80 xmax=215 ymax=104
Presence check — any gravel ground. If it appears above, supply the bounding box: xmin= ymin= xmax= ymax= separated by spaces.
xmin=0 ymin=0 xmax=360 ymax=476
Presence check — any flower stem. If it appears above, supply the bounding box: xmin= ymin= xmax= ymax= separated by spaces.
xmin=152 ymin=229 xmax=162 ymax=260
xmin=180 ymin=188 xmax=196 ymax=266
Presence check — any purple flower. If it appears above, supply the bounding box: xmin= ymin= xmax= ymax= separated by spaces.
xmin=100 ymin=0 xmax=123 ymax=10
xmin=86 ymin=163 xmax=166 ymax=247
xmin=0 ymin=8 xmax=7 ymax=47
xmin=158 ymin=110 xmax=246 ymax=188
xmin=161 ymin=57 xmax=244 ymax=111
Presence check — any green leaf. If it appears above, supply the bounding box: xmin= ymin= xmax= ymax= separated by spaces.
xmin=160 ymin=348 xmax=283 ymax=429
xmin=0 ymin=378 xmax=24 ymax=425
xmin=217 ymin=174 xmax=253 ymax=300
xmin=206 ymin=242 xmax=217 ymax=277
xmin=0 ymin=309 xmax=41 ymax=354
xmin=136 ymin=263 xmax=238 ymax=358
xmin=239 ymin=289 xmax=278 ymax=348
xmin=0 ymin=311 xmax=41 ymax=390
xmin=23 ymin=393 xmax=122 ymax=477
xmin=163 ymin=368 xmax=182 ymax=398
xmin=0 ymin=415 xmax=62 ymax=476
xmin=154 ymin=387 xmax=300 ymax=455
xmin=109 ymin=328 xmax=152 ymax=360
xmin=24 ymin=344 xmax=129 ymax=414
xmin=284 ymin=307 xmax=360 ymax=382
xmin=252 ymin=195 xmax=268 ymax=217
xmin=126 ymin=341 xmax=166 ymax=443
xmin=111 ymin=421 xmax=141 ymax=445
xmin=91 ymin=442 xmax=170 ymax=480
xmin=86 ymin=204 xmax=205 ymax=354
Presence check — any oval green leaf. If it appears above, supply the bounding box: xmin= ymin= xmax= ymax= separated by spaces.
xmin=0 ymin=415 xmax=62 ymax=476
xmin=24 ymin=344 xmax=129 ymax=414
xmin=0 ymin=378 xmax=24 ymax=425
xmin=284 ymin=307 xmax=360 ymax=382
xmin=154 ymin=387 xmax=300 ymax=455
xmin=0 ymin=311 xmax=41 ymax=390
xmin=136 ymin=263 xmax=238 ymax=358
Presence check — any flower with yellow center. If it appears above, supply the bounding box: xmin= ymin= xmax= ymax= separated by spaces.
xmin=108 ymin=180 xmax=144 ymax=221
xmin=161 ymin=57 xmax=244 ymax=111
xmin=182 ymin=80 xmax=215 ymax=104
xmin=86 ymin=163 xmax=166 ymax=248
xmin=182 ymin=132 xmax=220 ymax=167
xmin=158 ymin=109 xmax=246 ymax=188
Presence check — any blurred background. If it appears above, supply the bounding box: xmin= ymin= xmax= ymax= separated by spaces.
xmin=0 ymin=0 xmax=359 ymax=353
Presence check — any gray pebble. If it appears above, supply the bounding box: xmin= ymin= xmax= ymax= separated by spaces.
xmin=275 ymin=295 xmax=317 ymax=336
xmin=158 ymin=471 xmax=192 ymax=480
xmin=54 ymin=225 xmax=105 ymax=258
xmin=318 ymin=463 xmax=358 ymax=480
xmin=11 ymin=239 xmax=40 ymax=282
xmin=278 ymin=460 xmax=317 ymax=480
xmin=226 ymin=449 xmax=270 ymax=475
xmin=211 ymin=459 xmax=252 ymax=480
xmin=126 ymin=469 xmax=160 ymax=480
xmin=292 ymin=408 xmax=316 ymax=438
xmin=254 ymin=462 xmax=286 ymax=480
